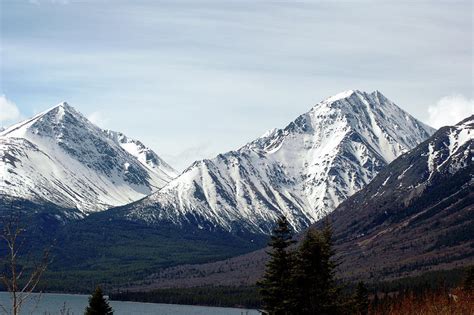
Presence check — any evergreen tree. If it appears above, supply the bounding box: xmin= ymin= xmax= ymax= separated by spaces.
xmin=463 ymin=266 xmax=474 ymax=292
xmin=321 ymin=220 xmax=340 ymax=308
xmin=257 ymin=216 xmax=295 ymax=314
xmin=372 ymin=292 xmax=379 ymax=310
xmin=85 ymin=286 xmax=113 ymax=315
xmin=352 ymin=281 xmax=369 ymax=315
xmin=289 ymin=222 xmax=341 ymax=315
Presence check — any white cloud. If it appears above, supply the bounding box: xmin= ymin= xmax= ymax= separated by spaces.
xmin=427 ymin=95 xmax=474 ymax=128
xmin=87 ymin=111 xmax=109 ymax=127
xmin=161 ymin=142 xmax=218 ymax=171
xmin=0 ymin=95 xmax=21 ymax=123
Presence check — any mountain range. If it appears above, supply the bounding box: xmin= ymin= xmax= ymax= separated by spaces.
xmin=0 ymin=102 xmax=177 ymax=215
xmin=1 ymin=90 xmax=471 ymax=291
xmin=128 ymin=115 xmax=472 ymax=289
xmin=1 ymin=90 xmax=433 ymax=231
xmin=109 ymin=90 xmax=434 ymax=233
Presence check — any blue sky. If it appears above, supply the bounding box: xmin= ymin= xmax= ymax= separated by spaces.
xmin=1 ymin=0 xmax=472 ymax=170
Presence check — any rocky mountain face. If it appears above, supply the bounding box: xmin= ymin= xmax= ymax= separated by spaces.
xmin=2 ymin=91 xmax=464 ymax=290
xmin=104 ymin=130 xmax=177 ymax=181
xmin=324 ymin=114 xmax=473 ymax=281
xmin=119 ymin=90 xmax=434 ymax=233
xmin=0 ymin=102 xmax=177 ymax=214
xmin=138 ymin=115 xmax=472 ymax=288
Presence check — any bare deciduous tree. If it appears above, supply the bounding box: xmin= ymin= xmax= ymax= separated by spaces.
xmin=0 ymin=215 xmax=50 ymax=315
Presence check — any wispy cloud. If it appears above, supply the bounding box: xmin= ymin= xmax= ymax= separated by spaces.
xmin=161 ymin=142 xmax=218 ymax=171
xmin=427 ymin=95 xmax=474 ymax=128
xmin=3 ymin=1 xmax=472 ymax=167
xmin=87 ymin=111 xmax=110 ymax=128
xmin=0 ymin=95 xmax=21 ymax=124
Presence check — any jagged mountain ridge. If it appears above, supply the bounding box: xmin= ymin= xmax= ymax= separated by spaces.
xmin=0 ymin=102 xmax=177 ymax=214
xmin=127 ymin=115 xmax=473 ymax=290
xmin=330 ymin=115 xmax=473 ymax=237
xmin=317 ymin=114 xmax=474 ymax=280
xmin=120 ymin=90 xmax=435 ymax=233
xmin=104 ymin=130 xmax=177 ymax=180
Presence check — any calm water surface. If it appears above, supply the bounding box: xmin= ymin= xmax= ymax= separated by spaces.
xmin=0 ymin=292 xmax=259 ymax=315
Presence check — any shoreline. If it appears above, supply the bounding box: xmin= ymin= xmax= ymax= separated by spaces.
xmin=0 ymin=291 xmax=259 ymax=312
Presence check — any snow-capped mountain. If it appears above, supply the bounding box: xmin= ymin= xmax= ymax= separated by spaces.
xmin=121 ymin=90 xmax=435 ymax=233
xmin=104 ymin=130 xmax=178 ymax=180
xmin=424 ymin=115 xmax=473 ymax=181
xmin=0 ymin=102 xmax=177 ymax=214
xmin=329 ymin=114 xmax=473 ymax=230
xmin=315 ymin=115 xmax=473 ymax=280
xmin=141 ymin=115 xmax=473 ymax=289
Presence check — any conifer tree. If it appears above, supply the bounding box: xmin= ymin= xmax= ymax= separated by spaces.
xmin=84 ymin=286 xmax=113 ymax=315
xmin=353 ymin=281 xmax=369 ymax=315
xmin=463 ymin=266 xmax=474 ymax=292
xmin=257 ymin=216 xmax=294 ymax=314
xmin=289 ymin=222 xmax=340 ymax=315
xmin=321 ymin=220 xmax=339 ymax=307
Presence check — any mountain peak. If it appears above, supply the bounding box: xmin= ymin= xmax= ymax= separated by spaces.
xmin=319 ymin=89 xmax=396 ymax=106
xmin=457 ymin=115 xmax=474 ymax=127
xmin=0 ymin=101 xmax=87 ymax=139
xmin=323 ymin=89 xmax=357 ymax=104
xmin=54 ymin=101 xmax=76 ymax=113
xmin=1 ymin=101 xmax=177 ymax=213
xmin=104 ymin=129 xmax=178 ymax=179
xmin=127 ymin=90 xmax=435 ymax=233
xmin=49 ymin=101 xmax=83 ymax=119
xmin=314 ymin=89 xmax=394 ymax=113
xmin=58 ymin=101 xmax=70 ymax=107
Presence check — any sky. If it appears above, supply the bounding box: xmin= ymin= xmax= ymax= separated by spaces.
xmin=1 ymin=0 xmax=473 ymax=170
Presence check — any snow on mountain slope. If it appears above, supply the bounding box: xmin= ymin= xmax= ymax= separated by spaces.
xmin=340 ymin=115 xmax=474 ymax=216
xmin=423 ymin=115 xmax=473 ymax=181
xmin=104 ymin=130 xmax=178 ymax=180
xmin=314 ymin=115 xmax=473 ymax=280
xmin=0 ymin=102 xmax=177 ymax=213
xmin=122 ymin=90 xmax=435 ymax=233
xmin=145 ymin=116 xmax=473 ymax=289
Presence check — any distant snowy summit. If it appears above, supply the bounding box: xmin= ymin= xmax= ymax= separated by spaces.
xmin=425 ymin=115 xmax=473 ymax=180
xmin=104 ymin=130 xmax=177 ymax=180
xmin=119 ymin=90 xmax=435 ymax=233
xmin=0 ymin=102 xmax=177 ymax=214
xmin=366 ymin=114 xmax=474 ymax=204
xmin=0 ymin=91 xmax=438 ymax=232
xmin=322 ymin=114 xmax=473 ymax=278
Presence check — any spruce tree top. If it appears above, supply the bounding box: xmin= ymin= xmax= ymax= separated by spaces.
xmin=268 ymin=216 xmax=294 ymax=250
xmin=85 ymin=286 xmax=113 ymax=315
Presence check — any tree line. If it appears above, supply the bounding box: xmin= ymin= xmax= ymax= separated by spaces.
xmin=1 ymin=211 xmax=472 ymax=314
xmin=257 ymin=216 xmax=473 ymax=315
xmin=258 ymin=216 xmax=376 ymax=315
xmin=0 ymin=212 xmax=114 ymax=315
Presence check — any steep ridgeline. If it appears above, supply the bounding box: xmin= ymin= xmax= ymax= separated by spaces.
xmin=0 ymin=102 xmax=177 ymax=215
xmin=324 ymin=115 xmax=474 ymax=280
xmin=125 ymin=115 xmax=473 ymax=290
xmin=104 ymin=130 xmax=177 ymax=181
xmin=121 ymin=90 xmax=434 ymax=233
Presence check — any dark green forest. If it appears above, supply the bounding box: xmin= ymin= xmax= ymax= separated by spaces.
xmin=111 ymin=217 xmax=474 ymax=313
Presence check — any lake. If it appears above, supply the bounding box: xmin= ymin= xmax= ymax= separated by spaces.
xmin=0 ymin=292 xmax=260 ymax=315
